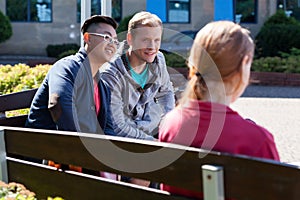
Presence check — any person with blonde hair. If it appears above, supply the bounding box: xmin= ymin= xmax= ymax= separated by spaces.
xmin=159 ymin=21 xmax=280 ymax=199
xmin=101 ymin=11 xmax=175 ymax=140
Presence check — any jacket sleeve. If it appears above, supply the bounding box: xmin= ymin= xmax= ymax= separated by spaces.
xmin=135 ymin=100 xmax=162 ymax=134
xmin=101 ymin=70 xmax=155 ymax=140
xmin=47 ymin=61 xmax=79 ymax=131
xmin=154 ymin=52 xmax=176 ymax=114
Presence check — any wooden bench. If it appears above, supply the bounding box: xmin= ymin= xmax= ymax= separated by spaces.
xmin=0 ymin=88 xmax=37 ymax=127
xmin=0 ymin=126 xmax=300 ymax=200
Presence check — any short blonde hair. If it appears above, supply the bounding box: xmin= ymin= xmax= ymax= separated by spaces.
xmin=128 ymin=11 xmax=162 ymax=35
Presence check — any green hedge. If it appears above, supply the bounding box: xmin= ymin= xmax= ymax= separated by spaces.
xmin=252 ymin=48 xmax=300 ymax=73
xmin=46 ymin=43 xmax=80 ymax=58
xmin=164 ymin=52 xmax=187 ymax=68
xmin=0 ymin=64 xmax=51 ymax=95
xmin=0 ymin=10 xmax=12 ymax=43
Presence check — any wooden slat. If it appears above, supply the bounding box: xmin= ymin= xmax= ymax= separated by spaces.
xmin=3 ymin=127 xmax=203 ymax=190
xmin=3 ymin=127 xmax=300 ymax=200
xmin=0 ymin=88 xmax=37 ymax=112
xmin=0 ymin=115 xmax=28 ymax=127
xmin=7 ymin=158 xmax=188 ymax=200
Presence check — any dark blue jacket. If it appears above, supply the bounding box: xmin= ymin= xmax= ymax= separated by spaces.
xmin=26 ymin=48 xmax=115 ymax=135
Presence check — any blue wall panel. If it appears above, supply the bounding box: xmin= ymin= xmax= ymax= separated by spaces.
xmin=214 ymin=0 xmax=234 ymax=21
xmin=146 ymin=0 xmax=167 ymax=22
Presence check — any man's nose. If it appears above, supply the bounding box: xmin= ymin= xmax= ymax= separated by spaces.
xmin=147 ymin=40 xmax=156 ymax=49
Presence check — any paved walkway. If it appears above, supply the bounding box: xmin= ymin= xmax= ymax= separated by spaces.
xmin=233 ymin=85 xmax=300 ymax=163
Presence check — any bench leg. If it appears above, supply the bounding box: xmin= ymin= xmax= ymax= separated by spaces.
xmin=0 ymin=129 xmax=8 ymax=182
xmin=202 ymin=165 xmax=224 ymax=200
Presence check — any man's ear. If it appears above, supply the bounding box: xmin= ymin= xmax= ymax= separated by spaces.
xmin=127 ymin=33 xmax=132 ymax=46
xmin=83 ymin=32 xmax=90 ymax=43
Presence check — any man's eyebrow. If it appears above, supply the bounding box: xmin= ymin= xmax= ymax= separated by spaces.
xmin=102 ymin=31 xmax=115 ymax=37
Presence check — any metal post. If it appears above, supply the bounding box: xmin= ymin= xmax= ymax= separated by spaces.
xmin=283 ymin=0 xmax=287 ymax=11
xmin=0 ymin=129 xmax=8 ymax=182
xmin=101 ymin=0 xmax=112 ymax=17
xmin=80 ymin=0 xmax=91 ymax=47
xmin=202 ymin=165 xmax=225 ymax=200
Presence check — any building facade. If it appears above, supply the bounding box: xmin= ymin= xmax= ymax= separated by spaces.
xmin=0 ymin=0 xmax=278 ymax=56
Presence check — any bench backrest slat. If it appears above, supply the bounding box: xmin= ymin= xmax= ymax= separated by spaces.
xmin=0 ymin=89 xmax=37 ymax=127
xmin=2 ymin=127 xmax=300 ymax=200
xmin=7 ymin=157 xmax=188 ymax=200
xmin=0 ymin=88 xmax=37 ymax=112
xmin=0 ymin=115 xmax=28 ymax=127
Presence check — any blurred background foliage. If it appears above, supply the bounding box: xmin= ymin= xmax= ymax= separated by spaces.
xmin=0 ymin=64 xmax=51 ymax=95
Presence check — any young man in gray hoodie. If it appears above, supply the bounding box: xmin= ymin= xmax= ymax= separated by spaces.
xmin=101 ymin=11 xmax=175 ymax=140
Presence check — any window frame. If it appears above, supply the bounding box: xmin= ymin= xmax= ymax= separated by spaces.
xmin=165 ymin=0 xmax=191 ymax=24
xmin=277 ymin=0 xmax=300 ymax=21
xmin=235 ymin=0 xmax=258 ymax=24
xmin=77 ymin=0 xmax=122 ymax=23
xmin=6 ymin=0 xmax=53 ymax=23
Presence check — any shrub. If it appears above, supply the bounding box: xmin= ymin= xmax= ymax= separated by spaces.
xmin=116 ymin=13 xmax=135 ymax=34
xmin=263 ymin=9 xmax=298 ymax=25
xmin=251 ymin=49 xmax=300 ymax=73
xmin=116 ymin=13 xmax=135 ymax=41
xmin=46 ymin=43 xmax=80 ymax=58
xmin=163 ymin=52 xmax=187 ymax=68
xmin=252 ymin=57 xmax=285 ymax=72
xmin=255 ymin=10 xmax=300 ymax=58
xmin=255 ymin=24 xmax=300 ymax=58
xmin=0 ymin=63 xmax=51 ymax=116
xmin=0 ymin=10 xmax=13 ymax=43
xmin=0 ymin=64 xmax=51 ymax=95
xmin=58 ymin=49 xmax=78 ymax=59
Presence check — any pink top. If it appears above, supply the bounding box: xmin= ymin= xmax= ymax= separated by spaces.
xmin=159 ymin=100 xmax=280 ymax=199
xmin=94 ymin=80 xmax=101 ymax=115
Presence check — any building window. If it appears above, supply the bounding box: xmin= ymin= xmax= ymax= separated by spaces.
xmin=77 ymin=0 xmax=122 ymax=22
xmin=278 ymin=0 xmax=300 ymax=20
xmin=167 ymin=0 xmax=190 ymax=23
xmin=235 ymin=0 xmax=257 ymax=23
xmin=6 ymin=0 xmax=52 ymax=22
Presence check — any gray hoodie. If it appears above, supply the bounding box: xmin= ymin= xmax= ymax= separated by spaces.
xmin=101 ymin=51 xmax=175 ymax=140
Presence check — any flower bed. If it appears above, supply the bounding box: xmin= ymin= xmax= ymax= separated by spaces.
xmin=0 ymin=181 xmax=36 ymax=200
xmin=0 ymin=181 xmax=64 ymax=200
